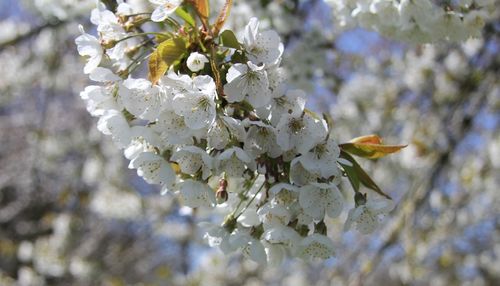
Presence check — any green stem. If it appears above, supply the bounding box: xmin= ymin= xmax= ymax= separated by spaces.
xmin=123 ymin=48 xmax=152 ymax=77
xmin=231 ymin=176 xmax=259 ymax=215
xmin=210 ymin=43 xmax=224 ymax=98
xmin=124 ymin=12 xmax=152 ymax=17
xmin=235 ymin=181 xmax=266 ymax=219
xmin=165 ymin=17 xmax=182 ymax=30
xmin=115 ymin=32 xmax=170 ymax=44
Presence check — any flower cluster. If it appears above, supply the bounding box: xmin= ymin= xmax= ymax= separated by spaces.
xmin=76 ymin=0 xmax=396 ymax=264
xmin=326 ymin=0 xmax=496 ymax=43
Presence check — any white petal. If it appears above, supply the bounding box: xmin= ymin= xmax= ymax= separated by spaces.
xmin=179 ymin=180 xmax=215 ymax=208
xmin=90 ymin=67 xmax=121 ymax=82
xmin=299 ymin=234 xmax=335 ymax=260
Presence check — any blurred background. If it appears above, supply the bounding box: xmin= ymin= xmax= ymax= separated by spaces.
xmin=0 ymin=0 xmax=499 ymax=285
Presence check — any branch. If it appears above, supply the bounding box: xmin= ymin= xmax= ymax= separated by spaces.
xmin=0 ymin=19 xmax=66 ymax=53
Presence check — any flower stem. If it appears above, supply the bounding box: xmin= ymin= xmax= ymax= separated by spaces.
xmin=232 ymin=175 xmax=259 ymax=215
xmin=115 ymin=32 xmax=170 ymax=44
xmin=235 ymin=181 xmax=266 ymax=219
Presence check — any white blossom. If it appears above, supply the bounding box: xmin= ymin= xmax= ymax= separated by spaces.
xmin=257 ymin=203 xmax=291 ymax=228
xmin=208 ymin=116 xmax=246 ymax=150
xmin=186 ymin=52 xmax=209 ymax=72
xmin=269 ymin=183 xmax=298 ymax=206
xmin=89 ymin=67 xmax=121 ymax=82
xmin=152 ymin=110 xmax=199 ymax=146
xmin=224 ymin=61 xmax=271 ymax=108
xmin=298 ymin=183 xmax=343 ymax=221
xmin=237 ymin=207 xmax=260 ymax=227
xmin=298 ymin=234 xmax=335 ymax=260
xmin=90 ymin=8 xmax=124 ymax=41
xmin=243 ymin=120 xmax=282 ymax=158
xmin=276 ymin=113 xmax=328 ymax=155
xmin=178 ymin=180 xmax=216 ymax=208
xmin=97 ymin=110 xmax=131 ymax=148
xmin=172 ymin=75 xmax=217 ymax=130
xmin=90 ymin=7 xmax=136 ymax=68
xmin=243 ymin=17 xmax=283 ymax=65
xmin=80 ymin=85 xmax=122 ymax=116
xmin=289 ymin=158 xmax=319 ymax=186
xmin=171 ymin=146 xmax=213 ymax=179
xmin=264 ymin=242 xmax=286 ymax=267
xmin=228 ymin=232 xmax=267 ymax=265
xmin=299 ymin=137 xmax=343 ymax=181
xmin=75 ymin=25 xmax=102 ymax=74
xmin=344 ymin=198 xmax=395 ymax=234
xmin=119 ymin=78 xmax=163 ymax=120
xmin=268 ymin=89 xmax=307 ymax=126
xmin=129 ymin=152 xmax=176 ymax=189
xmin=216 ymin=147 xmax=255 ymax=177
xmin=199 ymin=222 xmax=232 ymax=252
xmin=124 ymin=126 xmax=163 ymax=161
xmin=263 ymin=225 xmax=301 ymax=247
xmin=149 ymin=0 xmax=182 ymax=22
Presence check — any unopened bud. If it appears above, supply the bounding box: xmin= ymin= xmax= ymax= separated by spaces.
xmin=118 ymin=14 xmax=128 ymax=24
xmin=219 ymin=178 xmax=228 ymax=189
xmin=216 ymin=179 xmax=228 ymax=204
xmin=101 ymin=39 xmax=117 ymax=49
xmin=216 ymin=189 xmax=228 ymax=204
xmin=125 ymin=45 xmax=140 ymax=58
xmin=124 ymin=16 xmax=148 ymax=32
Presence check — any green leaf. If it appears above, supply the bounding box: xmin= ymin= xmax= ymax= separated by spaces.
xmin=339 ymin=151 xmax=392 ymax=199
xmin=340 ymin=134 xmax=407 ymax=159
xmin=175 ymin=7 xmax=196 ymax=27
xmin=219 ymin=30 xmax=241 ymax=49
xmin=148 ymin=37 xmax=187 ymax=84
xmin=339 ymin=153 xmax=360 ymax=192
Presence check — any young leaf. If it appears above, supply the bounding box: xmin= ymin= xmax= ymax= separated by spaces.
xmin=175 ymin=7 xmax=196 ymax=27
xmin=148 ymin=37 xmax=187 ymax=84
xmin=339 ymin=151 xmax=392 ymax=199
xmin=148 ymin=50 xmax=166 ymax=85
xmin=219 ymin=30 xmax=241 ymax=49
xmin=340 ymin=158 xmax=360 ymax=192
xmin=339 ymin=134 xmax=407 ymax=159
xmin=190 ymin=0 xmax=210 ymax=28
xmin=212 ymin=0 xmax=233 ymax=36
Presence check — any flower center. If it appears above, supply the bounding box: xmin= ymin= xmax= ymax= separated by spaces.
xmin=288 ymin=118 xmax=304 ymax=134
xmin=314 ymin=143 xmax=328 ymax=159
xmin=197 ymin=96 xmax=211 ymax=111
xmin=257 ymin=126 xmax=270 ymax=136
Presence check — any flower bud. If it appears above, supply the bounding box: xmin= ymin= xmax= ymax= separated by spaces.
xmin=216 ymin=179 xmax=228 ymax=204
xmin=100 ymin=39 xmax=117 ymax=49
xmin=125 ymin=45 xmax=140 ymax=58
xmin=216 ymin=189 xmax=228 ymax=204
